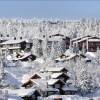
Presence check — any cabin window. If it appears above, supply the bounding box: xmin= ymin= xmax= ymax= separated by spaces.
xmin=55 ymin=84 xmax=60 ymax=88
xmin=48 ymin=91 xmax=54 ymax=96
xmin=26 ymin=43 xmax=30 ymax=48
xmin=60 ymin=77 xmax=64 ymax=81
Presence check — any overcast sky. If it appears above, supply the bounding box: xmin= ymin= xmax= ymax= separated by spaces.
xmin=0 ymin=0 xmax=99 ymax=19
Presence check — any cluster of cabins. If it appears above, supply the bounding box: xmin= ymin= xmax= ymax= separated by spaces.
xmin=0 ymin=34 xmax=100 ymax=66
xmin=0 ymin=34 xmax=100 ymax=99
xmin=20 ymin=67 xmax=77 ymax=99
xmin=0 ymin=34 xmax=100 ymax=57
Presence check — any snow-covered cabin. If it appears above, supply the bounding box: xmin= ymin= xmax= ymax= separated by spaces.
xmin=55 ymin=47 xmax=87 ymax=62
xmin=7 ymin=88 xmax=41 ymax=100
xmin=48 ymin=34 xmax=70 ymax=50
xmin=22 ymin=79 xmax=60 ymax=97
xmin=71 ymin=35 xmax=100 ymax=52
xmin=18 ymin=89 xmax=41 ymax=100
xmin=0 ymin=38 xmax=32 ymax=55
xmin=12 ymin=52 xmax=36 ymax=61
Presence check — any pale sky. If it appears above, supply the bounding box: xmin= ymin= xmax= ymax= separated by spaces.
xmin=0 ymin=0 xmax=99 ymax=19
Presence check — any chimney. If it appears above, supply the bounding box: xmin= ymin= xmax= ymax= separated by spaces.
xmin=20 ymin=37 xmax=22 ymax=39
xmin=43 ymin=35 xmax=45 ymax=38
xmin=1 ymin=34 xmax=3 ymax=37
xmin=7 ymin=34 xmax=9 ymax=37
xmin=14 ymin=37 xmax=16 ymax=40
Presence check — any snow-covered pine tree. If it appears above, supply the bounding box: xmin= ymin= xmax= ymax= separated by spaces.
xmin=75 ymin=60 xmax=96 ymax=95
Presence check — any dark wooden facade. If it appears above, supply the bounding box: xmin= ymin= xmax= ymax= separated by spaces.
xmin=71 ymin=35 xmax=100 ymax=52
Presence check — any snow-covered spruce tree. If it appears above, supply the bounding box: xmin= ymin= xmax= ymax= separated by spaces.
xmin=75 ymin=60 xmax=96 ymax=95
xmin=42 ymin=34 xmax=48 ymax=60
xmin=0 ymin=48 xmax=8 ymax=88
xmin=50 ymin=41 xmax=55 ymax=59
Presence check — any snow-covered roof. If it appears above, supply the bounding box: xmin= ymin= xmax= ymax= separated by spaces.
xmin=45 ymin=87 xmax=59 ymax=92
xmin=55 ymin=57 xmax=66 ymax=62
xmin=88 ymin=38 xmax=100 ymax=42
xmin=50 ymin=34 xmax=65 ymax=37
xmin=0 ymin=39 xmax=30 ymax=45
xmin=1 ymin=47 xmax=21 ymax=50
xmin=17 ymin=88 xmax=37 ymax=97
xmin=47 ymin=95 xmax=89 ymax=100
xmin=47 ymin=79 xmax=64 ymax=85
xmin=30 ymin=79 xmax=60 ymax=92
xmin=34 ymin=58 xmax=45 ymax=64
xmin=40 ymin=67 xmax=67 ymax=72
xmin=22 ymin=74 xmax=32 ymax=83
xmin=85 ymin=52 xmax=96 ymax=59
xmin=30 ymin=79 xmax=47 ymax=88
xmin=51 ymin=73 xmax=65 ymax=78
xmin=4 ymin=88 xmax=37 ymax=97
xmin=47 ymin=79 xmax=59 ymax=85
xmin=48 ymin=36 xmax=64 ymax=41
xmin=0 ymin=36 xmax=14 ymax=41
xmin=62 ymin=85 xmax=77 ymax=91
xmin=64 ymin=49 xmax=75 ymax=57
xmin=72 ymin=35 xmax=100 ymax=44
xmin=71 ymin=35 xmax=91 ymax=42
xmin=12 ymin=52 xmax=36 ymax=61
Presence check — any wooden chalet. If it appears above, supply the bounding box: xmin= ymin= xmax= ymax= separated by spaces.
xmin=71 ymin=35 xmax=100 ymax=52
xmin=0 ymin=38 xmax=32 ymax=55
xmin=48 ymin=34 xmax=70 ymax=50
xmin=22 ymin=79 xmax=60 ymax=97
xmin=55 ymin=49 xmax=86 ymax=62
